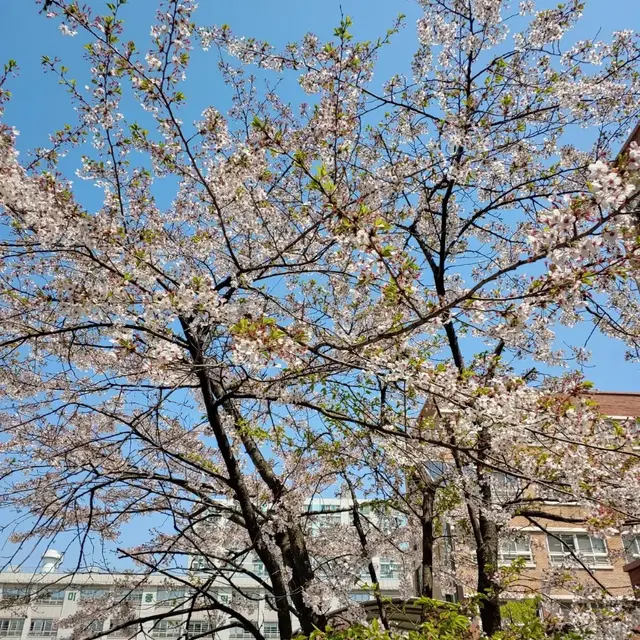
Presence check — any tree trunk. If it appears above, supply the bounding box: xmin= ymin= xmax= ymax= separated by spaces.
xmin=477 ymin=514 xmax=501 ymax=636
xmin=284 ymin=527 xmax=328 ymax=635
xmin=420 ymin=485 xmax=435 ymax=598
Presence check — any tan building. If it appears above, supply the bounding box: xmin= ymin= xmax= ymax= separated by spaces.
xmin=617 ymin=122 xmax=640 ymax=166
xmin=498 ymin=392 xmax=640 ymax=603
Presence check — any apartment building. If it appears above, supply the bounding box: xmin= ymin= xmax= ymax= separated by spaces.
xmin=496 ymin=392 xmax=640 ymax=603
xmin=0 ymin=565 xmax=198 ymax=640
xmin=0 ymin=503 xmax=408 ymax=640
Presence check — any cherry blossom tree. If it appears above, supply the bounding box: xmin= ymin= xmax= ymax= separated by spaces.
xmin=1 ymin=0 xmax=640 ymax=638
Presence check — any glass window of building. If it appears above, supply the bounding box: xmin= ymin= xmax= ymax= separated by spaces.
xmin=28 ymin=619 xmax=55 ymax=637
xmin=547 ymin=533 xmax=609 ymax=566
xmin=0 ymin=619 xmax=25 ymax=638
xmin=151 ymin=620 xmax=183 ymax=638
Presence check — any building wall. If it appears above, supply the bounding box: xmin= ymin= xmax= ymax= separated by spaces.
xmin=506 ymin=517 xmax=635 ymax=600
xmin=0 ymin=568 xmax=404 ymax=640
xmin=0 ymin=573 xmax=186 ymax=640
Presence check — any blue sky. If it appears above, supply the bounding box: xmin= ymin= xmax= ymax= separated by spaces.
xmin=0 ymin=0 xmax=639 ymax=390
xmin=0 ymin=0 xmax=640 ymax=570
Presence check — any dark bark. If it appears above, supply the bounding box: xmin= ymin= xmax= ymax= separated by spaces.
xmin=180 ymin=322 xmax=295 ymax=639
xmin=419 ymin=485 xmax=435 ymax=599
xmin=284 ymin=527 xmax=328 ymax=635
xmin=476 ymin=423 xmax=502 ymax=636
xmin=407 ymin=466 xmax=437 ymax=605
xmin=476 ymin=514 xmax=501 ymax=636
xmin=216 ymin=380 xmax=325 ymax=635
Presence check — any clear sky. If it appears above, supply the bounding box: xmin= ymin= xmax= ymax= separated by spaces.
xmin=0 ymin=0 xmax=640 ymax=570
xmin=0 ymin=0 xmax=639 ymax=397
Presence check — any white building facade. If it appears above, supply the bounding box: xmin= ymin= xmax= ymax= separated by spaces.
xmin=0 ymin=499 xmax=413 ymax=640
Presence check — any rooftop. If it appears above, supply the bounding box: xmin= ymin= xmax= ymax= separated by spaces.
xmin=587 ymin=392 xmax=640 ymax=418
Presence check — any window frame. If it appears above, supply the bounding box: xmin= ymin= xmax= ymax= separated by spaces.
xmin=318 ymin=504 xmax=342 ymax=527
xmin=155 ymin=588 xmax=186 ymax=606
xmin=491 ymin=472 xmax=522 ymax=503
xmin=150 ymin=619 xmax=183 ymax=638
xmin=0 ymin=619 xmax=25 ymax=638
xmin=84 ymin=621 xmax=105 ymax=635
xmin=191 ymin=557 xmax=210 ymax=572
xmin=35 ymin=588 xmax=66 ymax=606
xmin=547 ymin=532 xmax=610 ymax=567
xmin=623 ymin=534 xmax=640 ymax=561
xmin=263 ymin=622 xmax=279 ymax=640
xmin=186 ymin=620 xmax=215 ymax=637
xmin=108 ymin=619 xmax=136 ymax=637
xmin=379 ymin=560 xmax=402 ymax=580
xmin=114 ymin=588 xmax=143 ymax=605
xmin=28 ymin=619 xmax=56 ymax=637
xmin=498 ymin=536 xmax=534 ymax=566
xmin=536 ymin=480 xmax=578 ymax=504
xmin=1 ymin=586 xmax=31 ymax=603
xmin=80 ymin=587 xmax=109 ymax=602
xmin=229 ymin=625 xmax=257 ymax=640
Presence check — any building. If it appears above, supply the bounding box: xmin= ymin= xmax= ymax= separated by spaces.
xmin=495 ymin=392 xmax=640 ymax=604
xmin=0 ymin=503 xmax=408 ymax=640
xmin=0 ymin=567 xmax=195 ymax=640
xmin=0 ymin=554 xmax=405 ymax=640
xmin=617 ymin=121 xmax=640 ymax=166
xmin=624 ymin=558 xmax=640 ymax=596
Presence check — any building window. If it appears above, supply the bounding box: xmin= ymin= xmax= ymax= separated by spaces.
xmin=156 ymin=589 xmax=186 ymax=606
xmin=547 ymin=533 xmax=609 ymax=567
xmin=1 ymin=586 xmax=30 ymax=603
xmin=151 ymin=620 xmax=182 ymax=638
xmin=229 ymin=625 xmax=256 ymax=640
xmin=35 ymin=589 xmax=66 ymax=606
xmin=186 ymin=620 xmax=215 ymax=638
xmin=360 ymin=503 xmax=375 ymax=516
xmin=263 ymin=623 xmax=279 ymax=640
xmin=380 ymin=513 xmax=405 ymax=534
xmin=81 ymin=588 xmax=108 ymax=601
xmin=499 ymin=537 xmax=533 ymax=565
xmin=349 ymin=592 xmax=370 ymax=602
xmin=28 ymin=619 xmax=55 ymax=637
xmin=379 ymin=560 xmax=402 ymax=579
xmin=115 ymin=588 xmax=143 ymax=604
xmin=424 ymin=461 xmax=448 ymax=481
xmin=83 ymin=621 xmax=104 ymax=635
xmin=537 ymin=479 xmax=575 ymax=503
xmin=109 ymin=619 xmax=135 ymax=637
xmin=250 ymin=561 xmax=267 ymax=577
xmin=191 ymin=557 xmax=210 ymax=572
xmin=318 ymin=504 xmax=342 ymax=527
xmin=0 ymin=619 xmax=25 ymax=637
xmin=623 ymin=534 xmax=640 ymax=561
xmin=358 ymin=564 xmax=372 ymax=580
xmin=491 ymin=472 xmax=521 ymax=502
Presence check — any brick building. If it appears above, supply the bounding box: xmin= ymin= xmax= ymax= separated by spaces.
xmin=495 ymin=392 xmax=640 ymax=604
xmin=414 ymin=391 xmax=640 ymax=604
